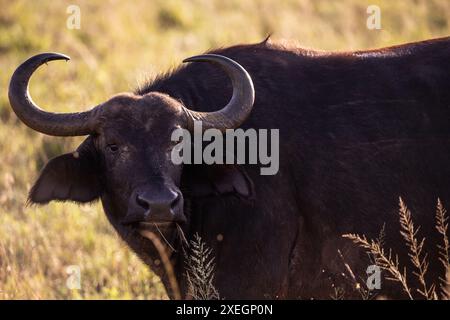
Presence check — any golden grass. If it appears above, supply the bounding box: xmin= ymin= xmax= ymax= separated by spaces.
xmin=139 ymin=230 xmax=181 ymax=300
xmin=343 ymin=232 xmax=413 ymax=299
xmin=398 ymin=198 xmax=436 ymax=299
xmin=343 ymin=198 xmax=450 ymax=300
xmin=184 ymin=234 xmax=219 ymax=300
xmin=436 ymin=199 xmax=450 ymax=298
xmin=1 ymin=0 xmax=450 ymax=299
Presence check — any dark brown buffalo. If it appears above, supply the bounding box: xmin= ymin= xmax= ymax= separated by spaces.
xmin=9 ymin=37 xmax=450 ymax=299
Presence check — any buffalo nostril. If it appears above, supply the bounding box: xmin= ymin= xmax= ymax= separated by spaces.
xmin=136 ymin=194 xmax=150 ymax=210
xmin=134 ymin=190 xmax=182 ymax=219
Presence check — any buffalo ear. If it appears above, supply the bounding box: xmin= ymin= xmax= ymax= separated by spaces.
xmin=182 ymin=164 xmax=254 ymax=199
xmin=29 ymin=140 xmax=102 ymax=204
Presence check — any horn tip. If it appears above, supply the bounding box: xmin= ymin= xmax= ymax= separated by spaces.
xmin=42 ymin=52 xmax=71 ymax=64
xmin=183 ymin=54 xmax=215 ymax=64
xmin=182 ymin=57 xmax=194 ymax=63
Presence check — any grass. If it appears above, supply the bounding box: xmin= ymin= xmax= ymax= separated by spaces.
xmin=184 ymin=234 xmax=219 ymax=300
xmin=343 ymin=198 xmax=450 ymax=300
xmin=1 ymin=0 xmax=450 ymax=299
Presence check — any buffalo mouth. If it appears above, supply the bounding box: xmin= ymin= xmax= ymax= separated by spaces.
xmin=123 ymin=221 xmax=177 ymax=233
xmin=138 ymin=221 xmax=175 ymax=229
xmin=135 ymin=221 xmax=187 ymax=253
xmin=122 ymin=218 xmax=187 ymax=249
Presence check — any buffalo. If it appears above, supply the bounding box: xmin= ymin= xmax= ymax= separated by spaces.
xmin=9 ymin=36 xmax=450 ymax=299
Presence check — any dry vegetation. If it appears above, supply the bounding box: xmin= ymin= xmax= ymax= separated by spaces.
xmin=1 ymin=0 xmax=450 ymax=299
xmin=343 ymin=198 xmax=450 ymax=300
xmin=184 ymin=234 xmax=219 ymax=300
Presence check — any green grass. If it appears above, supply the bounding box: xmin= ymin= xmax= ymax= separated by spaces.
xmin=0 ymin=0 xmax=449 ymax=299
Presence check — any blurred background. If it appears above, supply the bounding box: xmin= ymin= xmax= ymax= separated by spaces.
xmin=0 ymin=0 xmax=449 ymax=299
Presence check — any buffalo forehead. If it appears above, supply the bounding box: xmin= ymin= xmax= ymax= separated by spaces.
xmin=98 ymin=98 xmax=181 ymax=134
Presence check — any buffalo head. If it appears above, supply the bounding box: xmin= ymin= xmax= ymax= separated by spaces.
xmin=9 ymin=53 xmax=254 ymax=237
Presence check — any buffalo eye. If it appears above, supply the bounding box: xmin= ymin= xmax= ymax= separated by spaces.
xmin=106 ymin=143 xmax=119 ymax=153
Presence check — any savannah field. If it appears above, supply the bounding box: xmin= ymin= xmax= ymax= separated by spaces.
xmin=0 ymin=0 xmax=450 ymax=299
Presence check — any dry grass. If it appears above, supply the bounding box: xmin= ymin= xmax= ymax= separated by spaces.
xmin=1 ymin=0 xmax=450 ymax=299
xmin=336 ymin=249 xmax=378 ymax=300
xmin=436 ymin=199 xmax=450 ymax=298
xmin=343 ymin=231 xmax=413 ymax=299
xmin=139 ymin=231 xmax=219 ymax=300
xmin=343 ymin=198 xmax=450 ymax=300
xmin=139 ymin=230 xmax=181 ymax=299
xmin=398 ymin=198 xmax=436 ymax=299
xmin=184 ymin=234 xmax=219 ymax=300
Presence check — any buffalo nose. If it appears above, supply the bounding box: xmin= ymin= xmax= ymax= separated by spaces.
xmin=135 ymin=190 xmax=181 ymax=217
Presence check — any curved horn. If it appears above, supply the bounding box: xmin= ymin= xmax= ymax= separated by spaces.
xmin=182 ymin=54 xmax=255 ymax=131
xmin=8 ymin=53 xmax=96 ymax=136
